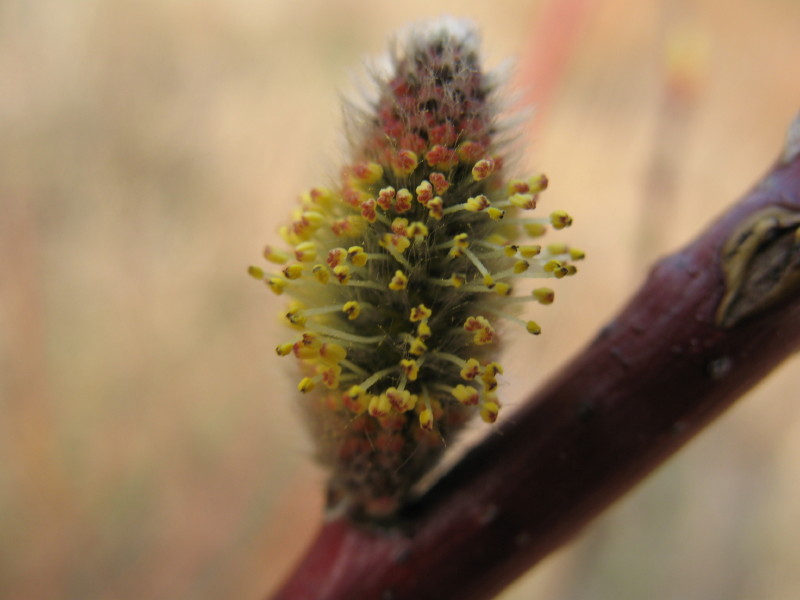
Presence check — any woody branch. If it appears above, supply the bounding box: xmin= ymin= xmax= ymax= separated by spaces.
xmin=270 ymin=114 xmax=800 ymax=600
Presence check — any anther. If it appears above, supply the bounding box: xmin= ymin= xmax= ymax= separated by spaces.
xmin=342 ymin=301 xmax=361 ymax=320
xmin=550 ymin=210 xmax=573 ymax=229
xmin=389 ymin=270 xmax=409 ymax=291
xmin=392 ymin=150 xmax=418 ymax=177
xmin=395 ymin=188 xmax=413 ymax=212
xmin=452 ymin=384 xmax=480 ymax=405
xmin=400 ymin=359 xmax=421 ymax=381
xmin=283 ymin=264 xmax=304 ymax=280
xmin=480 ymin=400 xmax=500 ymax=423
xmin=312 ymin=264 xmax=330 ymax=283
xmin=471 ymin=158 xmax=495 ymax=181
xmin=352 ymin=162 xmax=384 ymax=184
xmin=247 ymin=265 xmax=265 ymax=279
xmin=415 ymin=180 xmax=433 ymax=206
xmin=533 ymin=287 xmax=555 ymax=305
xmin=333 ymin=265 xmax=351 ymax=284
xmin=427 ymin=197 xmax=444 ymax=220
xmin=410 ymin=304 xmax=432 ymax=322
xmin=377 ymin=187 xmax=395 ymax=210
xmin=429 ymin=172 xmax=450 ymax=194
xmin=508 ymin=193 xmax=537 ymax=210
xmin=464 ymin=316 xmax=495 ymax=345
xmin=347 ymin=246 xmax=368 ymax=267
xmin=267 ymin=278 xmax=287 ymax=295
xmin=263 ymin=246 xmax=291 ymax=264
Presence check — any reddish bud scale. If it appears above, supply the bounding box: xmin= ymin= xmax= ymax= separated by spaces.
xmin=253 ymin=18 xmax=581 ymax=518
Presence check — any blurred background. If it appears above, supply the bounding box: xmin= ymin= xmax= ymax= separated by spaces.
xmin=1 ymin=0 xmax=799 ymax=598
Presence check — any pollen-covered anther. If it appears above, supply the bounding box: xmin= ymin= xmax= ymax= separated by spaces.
xmin=247 ymin=265 xmax=265 ymax=280
xmin=392 ymin=150 xmax=419 ymax=177
xmin=529 ymin=173 xmax=549 ymax=192
xmin=519 ymin=245 xmax=542 ymax=258
xmin=311 ymin=264 xmax=330 ymax=283
xmin=347 ymin=246 xmax=368 ymax=267
xmin=352 ymin=162 xmax=384 ymax=184
xmin=427 ymin=197 xmax=444 ymax=220
xmin=275 ymin=342 xmax=293 ymax=356
xmin=298 ymin=377 xmax=316 ymax=393
xmin=481 ymin=362 xmax=503 ymax=392
xmin=377 ymin=187 xmax=396 ymax=210
xmin=487 ymin=207 xmax=505 ymax=220
xmin=452 ymin=384 xmax=480 ymax=406
xmin=331 ymin=217 xmax=362 ymax=237
xmin=263 ymin=245 xmax=291 ymax=264
xmin=400 ymin=359 xmax=421 ymax=381
xmin=429 ymin=172 xmax=450 ymax=195
xmin=524 ymin=223 xmax=547 ymax=237
xmin=410 ymin=304 xmax=432 ymax=322
xmin=417 ymin=320 xmax=431 ymax=340
xmin=333 ymin=265 xmax=351 ymax=284
xmin=493 ymin=282 xmax=512 ymax=296
xmin=460 ymin=358 xmax=481 ymax=380
xmin=360 ymin=198 xmax=378 ymax=223
xmin=282 ymin=264 xmax=305 ymax=280
xmin=464 ymin=315 xmax=496 ymax=345
xmin=319 ymin=364 xmax=342 ymax=389
xmin=389 ymin=270 xmax=408 ymax=291
xmin=526 ymin=320 xmax=542 ymax=335
xmin=368 ymin=394 xmax=392 ymax=418
xmin=390 ymin=218 xmax=409 ymax=236
xmin=425 ymin=144 xmax=458 ymax=170
xmin=380 ymin=233 xmax=411 ymax=254
xmin=465 ymin=195 xmax=490 ymax=212
xmin=385 ymin=387 xmax=417 ymax=412
xmin=326 ymin=247 xmax=347 ymax=268
xmin=457 ymin=140 xmax=486 ymax=163
xmin=407 ymin=222 xmax=429 ymax=239
xmin=266 ymin=277 xmax=287 ymax=295
xmin=285 ymin=309 xmax=306 ymax=326
xmin=507 ymin=179 xmax=530 ymax=194
xmin=472 ymin=158 xmax=495 ymax=181
xmin=395 ymin=188 xmax=413 ymax=213
xmin=294 ymin=241 xmax=318 ymax=262
xmin=448 ymin=233 xmax=469 ymax=258
xmin=533 ymin=287 xmax=555 ymax=305
xmin=342 ymin=300 xmax=361 ymax=320
xmin=415 ymin=180 xmax=433 ymax=206
xmin=342 ymin=385 xmax=369 ymax=414
xmin=550 ymin=210 xmax=573 ymax=229
xmin=319 ymin=342 xmax=347 ymax=365
xmin=483 ymin=361 xmax=504 ymax=380
xmin=450 ymin=273 xmax=466 ymax=288
xmin=480 ymin=400 xmax=500 ymax=423
xmin=543 ymin=259 xmax=562 ymax=273
xmin=409 ymin=337 xmax=428 ymax=356
xmin=303 ymin=186 xmax=335 ymax=208
xmin=292 ymin=333 xmax=322 ymax=359
xmin=419 ymin=408 xmax=435 ymax=431
xmin=508 ymin=193 xmax=537 ymax=210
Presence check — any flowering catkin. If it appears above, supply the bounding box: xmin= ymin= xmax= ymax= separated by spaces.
xmin=250 ymin=18 xmax=582 ymax=517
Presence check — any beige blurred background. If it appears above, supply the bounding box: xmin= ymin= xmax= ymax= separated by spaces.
xmin=1 ymin=0 xmax=799 ymax=598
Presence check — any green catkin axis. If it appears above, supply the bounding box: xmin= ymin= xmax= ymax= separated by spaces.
xmin=251 ymin=18 xmax=581 ymax=518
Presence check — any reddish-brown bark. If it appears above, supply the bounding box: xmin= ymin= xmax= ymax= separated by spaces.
xmin=270 ymin=117 xmax=800 ymax=600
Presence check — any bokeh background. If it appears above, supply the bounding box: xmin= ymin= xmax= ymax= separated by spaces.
xmin=2 ymin=0 xmax=799 ymax=598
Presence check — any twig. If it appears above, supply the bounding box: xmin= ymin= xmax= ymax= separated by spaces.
xmin=269 ymin=115 xmax=800 ymax=600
